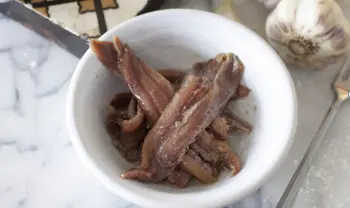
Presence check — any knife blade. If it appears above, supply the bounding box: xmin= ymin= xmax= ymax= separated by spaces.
xmin=0 ymin=0 xmax=165 ymax=59
xmin=0 ymin=0 xmax=89 ymax=58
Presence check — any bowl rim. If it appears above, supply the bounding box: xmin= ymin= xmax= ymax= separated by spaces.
xmin=66 ymin=8 xmax=298 ymax=208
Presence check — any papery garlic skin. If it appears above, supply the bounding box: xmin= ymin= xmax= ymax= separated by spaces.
xmin=265 ymin=0 xmax=350 ymax=69
xmin=256 ymin=0 xmax=281 ymax=9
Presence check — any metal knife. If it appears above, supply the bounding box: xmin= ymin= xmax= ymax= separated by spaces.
xmin=0 ymin=0 xmax=89 ymax=58
xmin=0 ymin=0 xmax=164 ymax=58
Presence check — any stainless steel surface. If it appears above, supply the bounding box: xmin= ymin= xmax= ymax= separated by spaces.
xmin=277 ymin=55 xmax=350 ymax=208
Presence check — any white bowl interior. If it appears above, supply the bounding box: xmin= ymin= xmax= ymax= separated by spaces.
xmin=68 ymin=9 xmax=296 ymax=208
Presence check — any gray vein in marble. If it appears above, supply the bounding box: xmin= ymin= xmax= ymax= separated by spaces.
xmin=17 ymin=198 xmax=26 ymax=207
xmin=0 ymin=139 xmax=16 ymax=146
xmin=9 ymin=42 xmax=50 ymax=73
xmin=64 ymin=141 xmax=73 ymax=147
xmin=6 ymin=41 xmax=72 ymax=99
xmin=0 ymin=41 xmax=76 ymax=119
xmin=35 ymin=74 xmax=72 ymax=98
xmin=0 ymin=48 xmax=10 ymax=53
xmin=13 ymin=88 xmax=20 ymax=112
xmin=41 ymin=147 xmax=52 ymax=167
xmin=0 ymin=54 xmax=15 ymax=109
xmin=32 ymin=45 xmax=77 ymax=98
xmin=17 ymin=144 xmax=38 ymax=153
xmin=0 ymin=187 xmax=12 ymax=200
xmin=0 ymin=88 xmax=22 ymax=115
xmin=0 ymin=140 xmax=38 ymax=153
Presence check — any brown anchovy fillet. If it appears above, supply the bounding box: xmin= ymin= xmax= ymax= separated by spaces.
xmin=157 ymin=69 xmax=250 ymax=138
xmin=190 ymin=142 xmax=219 ymax=164
xmin=180 ymin=149 xmax=217 ymax=184
xmin=91 ymin=38 xmax=173 ymax=123
xmin=223 ymin=109 xmax=253 ymax=133
xmin=90 ymin=38 xmax=124 ymax=77
xmin=127 ymin=97 xmax=137 ymax=118
xmin=110 ymin=79 xmax=179 ymax=133
xmin=122 ymin=74 xmax=211 ymax=181
xmin=157 ymin=69 xmax=224 ymax=183
xmin=158 ymin=69 xmax=186 ymax=92
xmin=158 ymin=68 xmax=250 ymax=100
xmin=91 ymin=37 xmax=244 ymax=183
xmin=167 ymin=168 xmax=192 ymax=188
xmin=209 ymin=116 xmax=229 ymax=140
xmin=91 ymin=39 xmax=193 ymax=183
xmin=122 ymin=46 xmax=174 ymax=122
xmin=208 ymin=111 xmax=253 ymax=139
xmin=120 ymin=97 xmax=145 ymax=133
xmin=195 ymin=131 xmax=240 ymax=175
xmin=105 ymin=93 xmax=147 ymax=162
xmin=158 ymin=69 xmax=186 ymax=85
xmin=123 ymin=53 xmax=244 ymax=182
xmin=92 ymin=38 xmax=216 ymax=183
xmin=231 ymin=84 xmax=251 ymax=100
xmin=156 ymin=69 xmax=252 ymax=139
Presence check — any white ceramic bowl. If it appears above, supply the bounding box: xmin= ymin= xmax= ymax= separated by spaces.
xmin=67 ymin=9 xmax=297 ymax=208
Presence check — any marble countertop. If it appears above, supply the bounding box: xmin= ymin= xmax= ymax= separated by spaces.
xmin=1 ymin=0 xmax=350 ymax=207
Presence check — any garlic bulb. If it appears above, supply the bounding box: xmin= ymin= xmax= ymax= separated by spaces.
xmin=256 ymin=0 xmax=281 ymax=9
xmin=265 ymin=0 xmax=350 ymax=69
xmin=214 ymin=0 xmax=241 ymax=22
